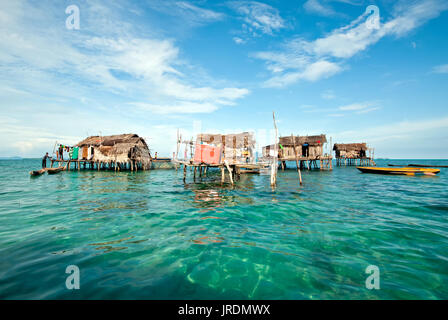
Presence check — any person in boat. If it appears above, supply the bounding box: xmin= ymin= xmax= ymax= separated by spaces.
xmin=42 ymin=152 xmax=51 ymax=169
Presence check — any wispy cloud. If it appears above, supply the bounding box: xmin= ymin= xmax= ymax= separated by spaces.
xmin=229 ymin=1 xmax=285 ymax=39
xmin=338 ymin=102 xmax=369 ymax=111
xmin=432 ymin=64 xmax=448 ymax=74
xmin=262 ymin=60 xmax=342 ymax=87
xmin=0 ymin=1 xmax=248 ymax=115
xmin=147 ymin=0 xmax=224 ymax=26
xmin=255 ymin=0 xmax=448 ymax=87
xmin=321 ymin=89 xmax=336 ymax=100
xmin=175 ymin=1 xmax=224 ymax=21
xmin=303 ymin=0 xmax=337 ymax=17
xmin=338 ymin=102 xmax=380 ymax=114
xmin=304 ymin=0 xmax=364 ymax=17
xmin=233 ymin=37 xmax=246 ymax=44
xmin=332 ymin=116 xmax=448 ymax=158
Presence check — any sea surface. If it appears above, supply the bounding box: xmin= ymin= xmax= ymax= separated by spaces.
xmin=0 ymin=159 xmax=447 ymax=299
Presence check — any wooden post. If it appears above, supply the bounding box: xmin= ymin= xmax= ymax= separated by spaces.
xmin=221 ymin=167 xmax=225 ymax=183
xmin=183 ymin=164 xmax=187 ymax=181
xmin=271 ymin=112 xmax=278 ymax=187
xmin=292 ymin=134 xmax=302 ymax=185
xmin=224 ymin=160 xmax=233 ymax=185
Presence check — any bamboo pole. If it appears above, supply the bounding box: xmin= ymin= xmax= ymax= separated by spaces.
xmin=292 ymin=133 xmax=302 ymax=185
xmin=271 ymin=112 xmax=279 ymax=187
xmin=224 ymin=160 xmax=233 ymax=185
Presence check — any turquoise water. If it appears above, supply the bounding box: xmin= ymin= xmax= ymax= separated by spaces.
xmin=0 ymin=159 xmax=447 ymax=299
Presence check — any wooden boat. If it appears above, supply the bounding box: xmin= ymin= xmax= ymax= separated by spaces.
xmin=357 ymin=166 xmax=440 ymax=176
xmin=408 ymin=164 xmax=448 ymax=168
xmin=47 ymin=166 xmax=65 ymax=174
xmin=29 ymin=168 xmax=47 ymax=176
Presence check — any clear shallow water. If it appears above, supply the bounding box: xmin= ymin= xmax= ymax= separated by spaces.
xmin=0 ymin=159 xmax=447 ymax=299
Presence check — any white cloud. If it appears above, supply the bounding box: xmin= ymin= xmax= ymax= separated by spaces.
xmin=146 ymin=0 xmax=224 ymax=26
xmin=332 ymin=116 xmax=448 ymax=158
xmin=339 ymin=103 xmax=370 ymax=111
xmin=338 ymin=102 xmax=380 ymax=114
xmin=303 ymin=0 xmax=337 ymax=17
xmin=175 ymin=2 xmax=224 ymax=21
xmin=371 ymin=117 xmax=448 ymax=139
xmin=263 ymin=60 xmax=342 ymax=87
xmin=233 ymin=37 xmax=246 ymax=44
xmin=432 ymin=64 xmax=448 ymax=74
xmin=229 ymin=1 xmax=285 ymax=36
xmin=321 ymin=90 xmax=336 ymax=100
xmin=0 ymin=1 xmax=249 ymax=115
xmin=130 ymin=101 xmax=220 ymax=114
xmin=255 ymin=0 xmax=448 ymax=87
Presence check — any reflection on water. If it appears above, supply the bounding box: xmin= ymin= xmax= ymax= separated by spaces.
xmin=0 ymin=159 xmax=448 ymax=299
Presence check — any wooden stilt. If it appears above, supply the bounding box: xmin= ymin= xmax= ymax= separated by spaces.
xmin=224 ymin=160 xmax=233 ymax=185
xmin=221 ymin=167 xmax=225 ymax=183
xmin=292 ymin=134 xmax=302 ymax=185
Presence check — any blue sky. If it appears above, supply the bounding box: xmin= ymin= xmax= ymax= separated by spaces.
xmin=1 ymin=0 xmax=448 ymax=158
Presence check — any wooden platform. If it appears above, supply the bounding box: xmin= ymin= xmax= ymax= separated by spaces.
xmin=173 ymin=159 xmax=271 ymax=185
xmin=276 ymin=156 xmax=333 ymax=171
xmin=50 ymin=159 xmax=146 ymax=171
xmin=336 ymin=157 xmax=375 ymax=166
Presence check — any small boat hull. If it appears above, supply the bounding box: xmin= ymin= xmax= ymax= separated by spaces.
xmin=47 ymin=167 xmax=65 ymax=174
xmin=357 ymin=167 xmax=440 ymax=176
xmin=30 ymin=169 xmax=46 ymax=176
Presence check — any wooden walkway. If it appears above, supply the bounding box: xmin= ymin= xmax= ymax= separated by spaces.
xmin=277 ymin=156 xmax=333 ymax=171
xmin=336 ymin=157 xmax=375 ymax=166
xmin=50 ymin=158 xmax=148 ymax=171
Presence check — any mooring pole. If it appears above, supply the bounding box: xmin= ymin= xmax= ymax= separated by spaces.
xmin=271 ymin=112 xmax=278 ymax=187
xmin=292 ymin=134 xmax=303 ymax=186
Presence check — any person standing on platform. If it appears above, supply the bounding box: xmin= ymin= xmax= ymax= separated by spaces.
xmin=58 ymin=145 xmax=64 ymax=160
xmin=42 ymin=152 xmax=51 ymax=169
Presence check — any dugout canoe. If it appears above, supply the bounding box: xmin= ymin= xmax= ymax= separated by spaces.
xmin=47 ymin=166 xmax=65 ymax=174
xmin=357 ymin=167 xmax=440 ymax=176
xmin=29 ymin=168 xmax=47 ymax=176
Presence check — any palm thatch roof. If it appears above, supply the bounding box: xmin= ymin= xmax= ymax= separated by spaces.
xmin=76 ymin=134 xmax=151 ymax=165
xmin=279 ymin=134 xmax=327 ymax=146
xmin=333 ymin=143 xmax=367 ymax=152
xmin=196 ymin=132 xmax=255 ymax=148
xmin=77 ymin=134 xmax=148 ymax=148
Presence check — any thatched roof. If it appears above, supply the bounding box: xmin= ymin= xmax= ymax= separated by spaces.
xmin=279 ymin=134 xmax=327 ymax=146
xmin=196 ymin=132 xmax=255 ymax=148
xmin=77 ymin=134 xmax=148 ymax=148
xmin=333 ymin=143 xmax=367 ymax=152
